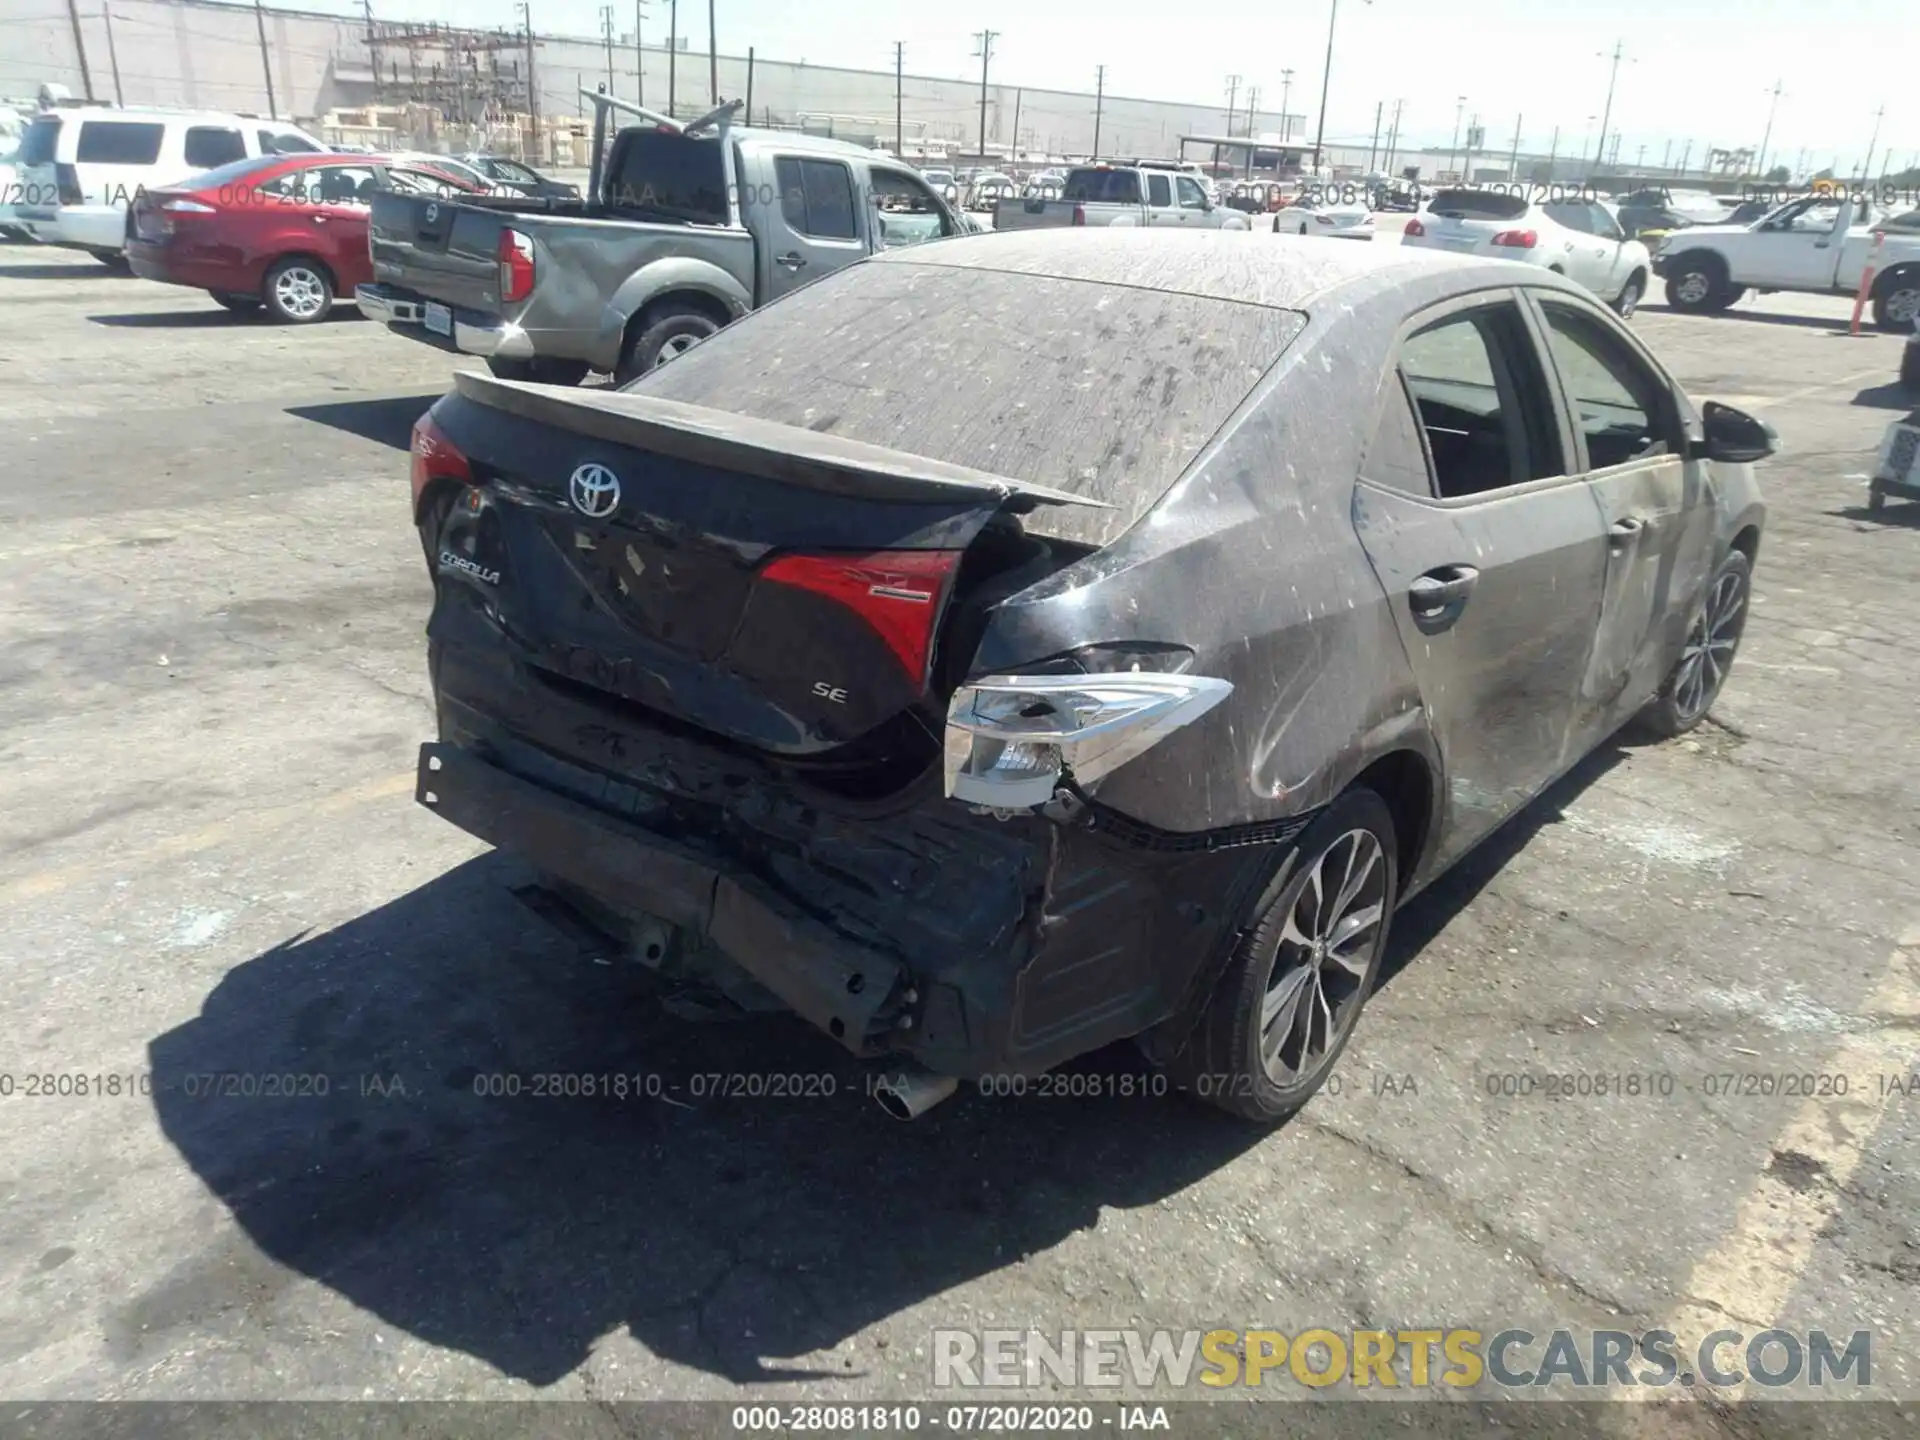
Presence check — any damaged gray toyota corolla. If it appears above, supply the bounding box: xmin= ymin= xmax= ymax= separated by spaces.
xmin=408 ymin=228 xmax=1772 ymax=1121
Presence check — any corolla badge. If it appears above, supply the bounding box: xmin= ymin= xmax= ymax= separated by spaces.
xmin=569 ymin=463 xmax=621 ymax=518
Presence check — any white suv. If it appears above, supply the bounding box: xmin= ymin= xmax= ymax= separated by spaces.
xmin=12 ymin=105 xmax=325 ymax=262
xmin=1402 ymin=187 xmax=1652 ymax=316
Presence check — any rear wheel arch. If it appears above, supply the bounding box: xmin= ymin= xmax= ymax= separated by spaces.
xmin=266 ymin=250 xmax=337 ymax=291
xmin=1729 ymin=523 xmax=1762 ymax=568
xmin=1869 ymin=262 xmax=1920 ymax=330
xmin=1349 ymin=750 xmax=1436 ymax=892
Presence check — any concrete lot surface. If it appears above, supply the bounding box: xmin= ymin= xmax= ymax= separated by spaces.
xmin=0 ymin=239 xmax=1917 ymax=1435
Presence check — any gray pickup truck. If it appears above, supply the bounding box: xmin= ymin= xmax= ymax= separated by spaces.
xmin=993 ymin=162 xmax=1251 ymax=233
xmin=357 ymin=94 xmax=967 ymax=384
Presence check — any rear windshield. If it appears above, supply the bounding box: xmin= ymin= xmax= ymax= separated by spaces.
xmin=1063 ymin=168 xmax=1142 ymax=205
xmin=20 ymin=116 xmax=61 ymax=167
xmin=76 ymin=121 xmax=165 ymax=165
xmin=605 ymin=129 xmax=729 ymax=223
xmin=1427 ymin=188 xmax=1530 ymax=220
xmin=632 ymin=261 xmax=1304 ymax=545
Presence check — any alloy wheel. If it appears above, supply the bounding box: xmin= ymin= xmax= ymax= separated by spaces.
xmin=273 ymin=266 xmax=328 ymax=320
xmin=1673 ymin=567 xmax=1748 ymax=722
xmin=1674 ymin=271 xmax=1711 ymax=305
xmin=1259 ymin=828 xmax=1388 ymax=1086
xmin=1886 ymin=285 xmax=1920 ymax=328
xmin=1617 ymin=279 xmax=1642 ymax=318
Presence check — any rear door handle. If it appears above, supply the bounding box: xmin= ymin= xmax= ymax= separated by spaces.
xmin=775 ymin=251 xmax=806 ymax=270
xmin=1409 ymin=565 xmax=1480 ymax=618
xmin=1609 ymin=516 xmax=1647 ymax=548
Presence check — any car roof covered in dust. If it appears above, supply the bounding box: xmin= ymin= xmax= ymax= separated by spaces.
xmin=870 ymin=227 xmax=1544 ymax=313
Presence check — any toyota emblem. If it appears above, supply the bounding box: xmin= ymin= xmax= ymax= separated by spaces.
xmin=425 ymin=202 xmax=439 ymax=223
xmin=568 ymin=463 xmax=621 ymax=518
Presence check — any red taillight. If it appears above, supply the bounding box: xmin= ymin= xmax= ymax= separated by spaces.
xmin=1491 ymin=228 xmax=1538 ymax=249
xmin=759 ymin=550 xmax=963 ymax=685
xmin=497 ymin=228 xmax=535 ymax=303
xmin=1404 ymin=217 xmax=1426 ymax=237
xmin=1072 ymin=204 xmax=1086 ymax=226
xmin=410 ymin=413 xmax=472 ymax=517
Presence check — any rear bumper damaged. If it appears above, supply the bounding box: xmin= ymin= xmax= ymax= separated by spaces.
xmin=417 ymin=648 xmax=1292 ymax=1078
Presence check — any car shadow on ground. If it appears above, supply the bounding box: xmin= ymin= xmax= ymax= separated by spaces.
xmin=145 ymin=853 xmax=1268 ymax=1387
xmin=1851 ymin=383 xmax=1916 ymax=410
xmin=88 ymin=309 xmax=364 ymax=328
xmin=287 ymin=394 xmax=448 ymax=450
xmin=1637 ymin=303 xmax=1853 ymax=332
xmin=0 ymin=261 xmax=126 ymax=281
xmin=1830 ymin=501 xmax=1920 ymax=528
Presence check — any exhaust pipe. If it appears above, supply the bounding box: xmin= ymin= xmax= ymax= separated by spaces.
xmin=872 ymin=1071 xmax=960 ymax=1121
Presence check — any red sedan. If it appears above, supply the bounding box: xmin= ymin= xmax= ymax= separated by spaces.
xmin=126 ymin=153 xmax=476 ymax=324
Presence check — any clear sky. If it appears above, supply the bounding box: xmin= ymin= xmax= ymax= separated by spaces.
xmin=303 ymin=0 xmax=1915 ymax=175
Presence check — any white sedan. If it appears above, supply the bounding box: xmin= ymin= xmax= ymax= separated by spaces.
xmin=1272 ymin=198 xmax=1375 ymax=241
xmin=1402 ymin=187 xmax=1651 ymax=316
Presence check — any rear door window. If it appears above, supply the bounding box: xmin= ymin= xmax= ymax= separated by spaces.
xmin=184 ymin=127 xmax=246 ymax=169
xmin=75 ymin=122 xmax=165 ymax=165
xmin=774 ymin=157 xmax=858 ymax=239
xmin=1543 ymin=200 xmax=1592 ymax=234
xmin=1147 ymin=173 xmax=1171 ymax=207
xmin=1400 ymin=304 xmax=1565 ymax=497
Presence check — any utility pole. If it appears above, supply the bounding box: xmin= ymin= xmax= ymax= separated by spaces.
xmin=253 ymin=0 xmax=277 ymax=118
xmin=1463 ymin=111 xmax=1479 ymax=179
xmin=1507 ymin=113 xmax=1522 ymax=181
xmin=1593 ymin=39 xmax=1626 ymax=169
xmin=1661 ymin=138 xmax=1671 ymax=172
xmin=1546 ymin=124 xmax=1559 ymax=180
xmin=1678 ymin=139 xmax=1692 ymax=176
xmin=1093 ymin=64 xmax=1104 ymax=159
xmin=1448 ymin=97 xmax=1465 ymax=179
xmin=1756 ymin=79 xmax=1784 ymax=178
xmin=1635 ymin=143 xmax=1646 ymax=170
xmin=599 ymin=6 xmax=614 ymax=98
xmin=1862 ymin=103 xmax=1886 ymax=180
xmin=708 ymin=0 xmax=717 ymax=105
xmin=1384 ymin=98 xmax=1403 ymax=175
xmin=1224 ymin=73 xmax=1241 ymax=137
xmin=667 ymin=0 xmax=677 ymax=118
xmin=1310 ymin=0 xmax=1371 ymax=174
xmin=519 ymin=3 xmax=538 ymax=125
xmin=64 ymin=0 xmax=95 ymax=101
xmin=1367 ymin=99 xmax=1382 ymax=172
xmin=1244 ymin=86 xmax=1258 ymax=176
xmin=894 ymin=43 xmax=904 ymax=160
xmin=101 ymin=1 xmax=124 ymax=106
xmin=1278 ymin=68 xmax=1294 ymax=143
xmin=973 ymin=30 xmax=997 ymax=165
xmin=1010 ymin=88 xmax=1022 ymax=164
xmin=745 ymin=46 xmax=753 ymax=119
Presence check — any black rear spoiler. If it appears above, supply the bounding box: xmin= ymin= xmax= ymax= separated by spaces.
xmin=451 ymin=373 xmax=1111 ymax=512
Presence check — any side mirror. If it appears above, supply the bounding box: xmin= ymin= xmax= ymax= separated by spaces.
xmin=1699 ymin=401 xmax=1779 ymax=464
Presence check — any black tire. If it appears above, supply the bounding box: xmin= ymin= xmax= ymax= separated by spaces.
xmin=211 ymin=292 xmax=261 ymax=313
xmin=1870 ymin=270 xmax=1920 ymax=334
xmin=1168 ymin=788 xmax=1399 ymax=1122
xmin=1663 ymin=254 xmax=1732 ymax=313
xmin=485 ymin=356 xmax=592 ymax=386
xmin=1613 ymin=271 xmax=1646 ymax=319
xmin=1635 ymin=550 xmax=1752 ymax=739
xmin=614 ymin=302 xmax=722 ymax=386
xmin=89 ymin=249 xmax=132 ymax=271
xmin=261 ymin=256 xmax=334 ymax=324
xmin=1901 ymin=342 xmax=1920 ymax=397
xmin=1867 ymin=482 xmax=1886 ymax=513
